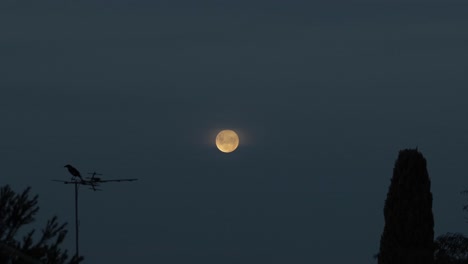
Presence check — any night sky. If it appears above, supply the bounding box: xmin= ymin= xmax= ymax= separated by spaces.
xmin=1 ymin=0 xmax=467 ymax=263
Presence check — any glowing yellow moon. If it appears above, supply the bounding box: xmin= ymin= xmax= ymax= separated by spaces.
xmin=215 ymin=130 xmax=239 ymax=153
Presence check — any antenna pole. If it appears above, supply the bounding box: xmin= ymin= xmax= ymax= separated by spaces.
xmin=74 ymin=182 xmax=79 ymax=262
xmin=52 ymin=170 xmax=138 ymax=263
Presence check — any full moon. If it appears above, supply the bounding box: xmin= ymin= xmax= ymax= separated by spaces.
xmin=215 ymin=130 xmax=239 ymax=153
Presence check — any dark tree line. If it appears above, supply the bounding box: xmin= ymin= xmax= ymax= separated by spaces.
xmin=0 ymin=185 xmax=82 ymax=264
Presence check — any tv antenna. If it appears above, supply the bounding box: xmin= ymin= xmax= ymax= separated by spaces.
xmin=52 ymin=167 xmax=138 ymax=262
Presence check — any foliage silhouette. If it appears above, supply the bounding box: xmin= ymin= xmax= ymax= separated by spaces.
xmin=434 ymin=232 xmax=468 ymax=264
xmin=0 ymin=185 xmax=83 ymax=264
xmin=431 ymin=189 xmax=468 ymax=264
xmin=378 ymin=148 xmax=434 ymax=264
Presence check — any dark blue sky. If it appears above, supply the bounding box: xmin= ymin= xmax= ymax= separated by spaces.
xmin=1 ymin=1 xmax=467 ymax=263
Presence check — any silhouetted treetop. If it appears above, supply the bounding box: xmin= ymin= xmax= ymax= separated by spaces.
xmin=0 ymin=184 xmax=82 ymax=264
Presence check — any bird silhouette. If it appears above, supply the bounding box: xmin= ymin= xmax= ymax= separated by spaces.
xmin=64 ymin=164 xmax=83 ymax=180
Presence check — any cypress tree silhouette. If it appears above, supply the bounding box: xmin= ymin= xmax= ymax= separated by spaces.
xmin=378 ymin=148 xmax=434 ymax=264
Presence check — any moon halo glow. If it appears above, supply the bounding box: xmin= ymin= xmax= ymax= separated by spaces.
xmin=215 ymin=130 xmax=239 ymax=153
